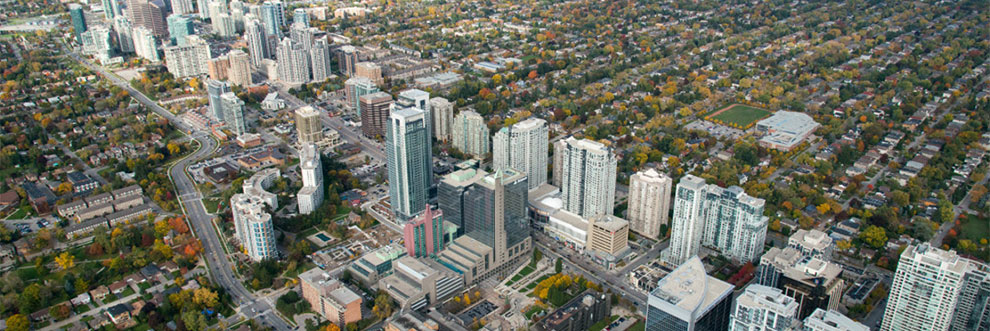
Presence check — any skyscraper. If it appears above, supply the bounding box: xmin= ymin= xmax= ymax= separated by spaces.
xmin=662 ymin=175 xmax=768 ymax=266
xmin=554 ymin=137 xmax=617 ymax=219
xmin=196 ymin=0 xmax=210 ymax=19
xmin=206 ymin=0 xmax=227 ymax=22
xmin=293 ymin=8 xmax=309 ymax=27
xmin=127 ymin=0 xmax=168 ymax=37
xmin=227 ymin=50 xmax=252 ymax=87
xmin=386 ymin=107 xmax=433 ymax=221
xmin=437 ymin=168 xmax=487 ymax=235
xmin=700 ymin=185 xmax=768 ymax=263
xmin=951 ymin=261 xmax=990 ymax=331
xmin=627 ymin=168 xmax=672 ymax=240
xmin=437 ymin=168 xmax=531 ymax=285
xmin=163 ymin=35 xmax=211 ymax=78
xmin=355 ymin=62 xmax=384 ymax=86
xmin=206 ymin=80 xmax=231 ymax=122
xmin=646 ymin=256 xmax=734 ymax=331
xmin=882 ymin=244 xmax=979 ymax=331
xmin=661 ymin=175 xmax=706 ymax=267
xmin=397 ymin=89 xmax=431 ymax=128
xmin=213 ymin=13 xmax=237 ymax=37
xmin=345 ymin=77 xmax=378 ymax=117
xmin=231 ymin=193 xmax=276 ymax=261
xmin=80 ymin=26 xmax=114 ymax=60
xmin=221 ymin=92 xmax=247 ymax=135
xmin=310 ymin=39 xmax=333 ymax=82
xmin=493 ymin=117 xmax=548 ymax=191
xmin=451 ymin=110 xmax=489 ymax=158
xmin=729 ymin=284 xmax=799 ymax=331
xmin=170 ymin=0 xmax=195 ymax=15
xmin=359 ymin=92 xmax=392 ymax=139
xmin=132 ymin=26 xmax=160 ymax=62
xmin=69 ymin=4 xmax=87 ymax=44
xmin=229 ymin=0 xmax=246 ymax=31
xmin=102 ymin=0 xmax=122 ymax=19
xmin=295 ymin=106 xmax=322 ymax=145
xmin=166 ymin=14 xmax=194 ymax=46
xmin=276 ymin=38 xmax=311 ymax=84
xmin=297 ymin=144 xmax=323 ymax=215
xmin=244 ymin=19 xmax=270 ymax=67
xmin=260 ymin=1 xmax=285 ymax=38
xmin=289 ymin=22 xmax=315 ymax=50
xmin=429 ymin=97 xmax=453 ymax=142
xmin=113 ymin=17 xmax=134 ymax=54
xmin=338 ymin=45 xmax=358 ymax=76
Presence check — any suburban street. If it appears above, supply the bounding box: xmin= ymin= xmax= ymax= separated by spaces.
xmin=68 ymin=49 xmax=294 ymax=331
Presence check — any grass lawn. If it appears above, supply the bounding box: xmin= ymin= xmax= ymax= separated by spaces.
xmin=518 ymin=266 xmax=535 ymax=277
xmin=589 ymin=315 xmax=620 ymax=331
xmin=203 ymin=197 xmax=222 ymax=214
xmin=299 ymin=227 xmax=319 ymax=237
xmin=524 ymin=306 xmax=545 ymax=319
xmin=75 ymin=304 xmax=91 ymax=314
xmin=6 ymin=205 xmax=32 ymax=219
xmin=628 ymin=320 xmax=645 ymax=331
xmin=960 ymin=215 xmax=989 ymax=242
xmin=708 ymin=104 xmax=772 ymax=128
xmin=120 ymin=287 xmax=135 ymax=297
xmin=138 ymin=282 xmax=152 ymax=291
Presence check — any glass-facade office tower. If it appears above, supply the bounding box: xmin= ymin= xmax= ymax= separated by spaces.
xmin=260 ymin=1 xmax=285 ymax=38
xmin=69 ymin=4 xmax=87 ymax=43
xmin=386 ymin=107 xmax=432 ymax=221
xmin=646 ymin=256 xmax=733 ymax=331
xmin=207 ymin=80 xmax=231 ymax=122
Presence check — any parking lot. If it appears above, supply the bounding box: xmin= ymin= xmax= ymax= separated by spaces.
xmin=685 ymin=119 xmax=746 ymax=140
xmin=2 ymin=216 xmax=58 ymax=235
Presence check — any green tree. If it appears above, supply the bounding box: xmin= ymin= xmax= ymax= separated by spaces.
xmin=860 ymin=225 xmax=888 ymax=249
xmin=555 ymin=258 xmax=562 ymax=273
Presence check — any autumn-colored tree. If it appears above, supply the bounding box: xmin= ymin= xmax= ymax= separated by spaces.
xmin=6 ymin=314 xmax=28 ymax=331
xmin=860 ymin=225 xmax=888 ymax=249
xmin=836 ymin=240 xmax=852 ymax=251
xmin=322 ymin=324 xmax=341 ymax=331
xmin=169 ymin=217 xmax=190 ymax=233
xmin=55 ymin=252 xmax=75 ymax=270
xmin=56 ymin=182 xmax=72 ymax=195
xmin=193 ymin=288 xmax=219 ymax=308
xmin=528 ymin=70 xmax=538 ymax=79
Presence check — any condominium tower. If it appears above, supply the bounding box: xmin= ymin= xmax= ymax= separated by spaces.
xmin=553 ymin=137 xmax=617 ymax=219
xmin=451 ymin=110 xmax=489 ymax=158
xmin=386 ymin=107 xmax=433 ymax=221
xmin=493 ymin=117 xmax=548 ymax=190
xmin=295 ymin=106 xmax=323 ymax=144
xmin=627 ymin=168 xmax=672 ymax=240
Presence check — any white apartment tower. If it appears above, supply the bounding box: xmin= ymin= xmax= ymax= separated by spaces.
xmin=297 ymin=144 xmax=324 ymax=215
xmin=730 ymin=284 xmax=799 ymax=331
xmin=451 ymin=110 xmax=489 ymax=158
xmin=244 ymin=18 xmax=270 ymax=67
xmin=132 ymin=26 xmax=160 ymax=62
xmin=231 ymin=193 xmax=276 ymax=261
xmin=882 ymin=243 xmax=976 ymax=331
xmin=662 ymin=175 xmax=768 ymax=266
xmin=627 ymin=168 xmax=672 ymax=240
xmin=803 ymin=309 xmax=869 ymax=331
xmin=221 ymin=92 xmax=247 ymax=135
xmin=276 ymin=37 xmax=311 ymax=84
xmin=554 ymin=137 xmax=617 ymax=219
xmin=661 ymin=175 xmax=707 ymax=267
xmin=310 ymin=39 xmax=333 ymax=82
xmin=493 ymin=117 xmax=548 ymax=191
xmin=163 ymin=35 xmax=210 ymax=78
xmin=429 ymin=97 xmax=453 ymax=142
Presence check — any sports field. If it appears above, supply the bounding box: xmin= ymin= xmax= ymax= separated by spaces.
xmin=706 ymin=104 xmax=772 ymax=129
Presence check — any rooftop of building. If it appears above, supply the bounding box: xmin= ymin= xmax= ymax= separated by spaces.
xmin=651 ymin=256 xmax=732 ymax=313
xmin=359 ymin=243 xmax=406 ymax=266
xmin=295 ymin=106 xmax=319 ymax=117
xmin=757 ymin=111 xmax=820 ymax=134
xmin=591 ymin=215 xmax=629 ymax=232
xmin=478 ymin=168 xmax=525 ymax=188
xmin=633 ymin=168 xmax=670 ymax=182
xmin=563 ymin=136 xmax=611 ymax=154
xmin=903 ymin=243 xmax=969 ymax=274
xmin=737 ymin=284 xmax=798 ymax=313
xmin=789 ymin=229 xmax=833 ymax=250
xmin=441 ymin=168 xmax=488 ymax=187
xmin=803 ymin=308 xmax=869 ymax=331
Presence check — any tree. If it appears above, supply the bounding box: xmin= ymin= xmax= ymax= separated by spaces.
xmin=836 ymin=240 xmax=852 ymax=251
xmin=6 ymin=314 xmax=28 ymax=331
xmin=322 ymin=324 xmax=341 ymax=331
xmin=56 ymin=182 xmax=72 ymax=194
xmin=55 ymin=252 xmax=75 ymax=270
xmin=50 ymin=304 xmax=71 ymax=320
xmin=193 ymin=288 xmax=219 ymax=308
xmin=555 ymin=258 xmax=562 ymax=273
xmin=860 ymin=225 xmax=888 ymax=249
xmin=373 ymin=291 xmax=393 ymax=320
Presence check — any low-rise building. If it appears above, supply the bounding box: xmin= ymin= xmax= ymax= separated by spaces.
xmin=74 ymin=203 xmax=114 ymax=222
xmin=299 ymin=268 xmax=363 ymax=327
xmin=347 ymin=244 xmax=406 ymax=286
xmin=756 ymin=111 xmax=820 ymax=151
xmin=378 ymin=256 xmax=464 ymax=310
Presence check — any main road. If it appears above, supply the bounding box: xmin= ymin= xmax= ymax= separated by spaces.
xmin=68 ymin=49 xmax=294 ymax=330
